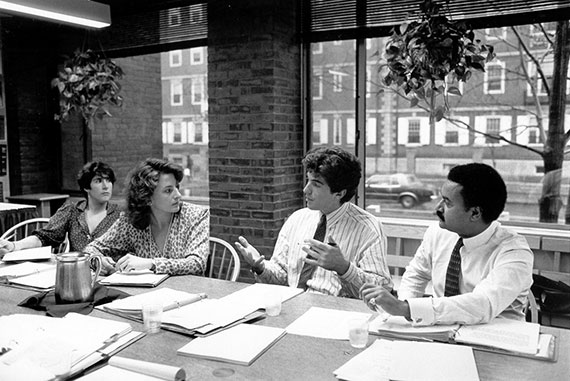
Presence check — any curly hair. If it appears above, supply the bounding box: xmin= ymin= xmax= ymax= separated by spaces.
xmin=126 ymin=158 xmax=184 ymax=229
xmin=302 ymin=146 xmax=361 ymax=203
xmin=76 ymin=161 xmax=116 ymax=198
xmin=448 ymin=162 xmax=507 ymax=223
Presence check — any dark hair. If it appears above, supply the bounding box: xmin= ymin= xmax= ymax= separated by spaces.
xmin=126 ymin=158 xmax=184 ymax=229
xmin=77 ymin=161 xmax=116 ymax=197
xmin=302 ymin=146 xmax=361 ymax=203
xmin=448 ymin=163 xmax=507 ymax=223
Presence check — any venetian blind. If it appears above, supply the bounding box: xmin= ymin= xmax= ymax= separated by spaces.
xmin=308 ymin=0 xmax=570 ymax=40
xmin=95 ymin=2 xmax=207 ymax=56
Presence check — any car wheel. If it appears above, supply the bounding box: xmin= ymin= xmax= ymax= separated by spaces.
xmin=400 ymin=195 xmax=416 ymax=208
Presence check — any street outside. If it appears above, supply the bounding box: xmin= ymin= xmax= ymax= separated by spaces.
xmin=366 ymin=199 xmax=569 ymax=225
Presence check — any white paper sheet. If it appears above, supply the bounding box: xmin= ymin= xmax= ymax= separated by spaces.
xmin=333 ymin=339 xmax=391 ymax=381
xmin=286 ymin=307 xmax=371 ymax=339
xmin=389 ymin=341 xmax=479 ymax=381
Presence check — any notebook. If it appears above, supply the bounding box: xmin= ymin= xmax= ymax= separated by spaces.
xmin=2 ymin=246 xmax=52 ymax=262
xmin=177 ymin=324 xmax=286 ymax=365
xmin=99 ymin=270 xmax=169 ymax=287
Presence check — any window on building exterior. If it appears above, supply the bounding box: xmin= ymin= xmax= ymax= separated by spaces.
xmin=173 ymin=122 xmax=183 ymax=143
xmin=192 ymin=76 xmax=204 ymax=104
xmin=485 ymin=118 xmax=501 ymax=144
xmin=190 ymin=48 xmax=204 ymax=65
xmin=484 ymin=61 xmax=505 ymax=94
xmin=189 ymin=4 xmax=204 ymax=23
xmin=162 ymin=47 xmax=209 ymax=202
xmin=332 ymin=72 xmax=343 ymax=92
xmin=194 ymin=122 xmax=203 ymax=143
xmin=171 ymin=81 xmax=183 ymax=106
xmin=445 ymin=129 xmax=459 ymax=144
xmin=333 ymin=117 xmax=342 ymax=145
xmin=170 ymin=50 xmax=182 ymax=67
xmin=312 ymin=118 xmax=328 ymax=145
xmin=408 ymin=120 xmax=421 ymax=144
xmin=347 ymin=118 xmax=355 ymax=145
xmin=168 ymin=8 xmax=181 ymax=26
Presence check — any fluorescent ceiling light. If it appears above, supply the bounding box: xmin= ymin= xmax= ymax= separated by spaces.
xmin=0 ymin=0 xmax=111 ymax=29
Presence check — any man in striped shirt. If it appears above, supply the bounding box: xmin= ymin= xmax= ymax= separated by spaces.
xmin=236 ymin=147 xmax=392 ymax=298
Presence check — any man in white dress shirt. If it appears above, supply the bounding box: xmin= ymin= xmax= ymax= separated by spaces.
xmin=360 ymin=163 xmax=533 ymax=325
xmin=236 ymin=146 xmax=392 ymax=298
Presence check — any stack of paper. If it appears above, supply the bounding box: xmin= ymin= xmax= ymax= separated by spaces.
xmin=0 ymin=313 xmax=142 ymax=380
xmin=177 ymin=324 xmax=286 ymax=365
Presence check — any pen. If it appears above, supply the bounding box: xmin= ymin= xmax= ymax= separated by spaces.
xmin=369 ymin=297 xmax=391 ymax=323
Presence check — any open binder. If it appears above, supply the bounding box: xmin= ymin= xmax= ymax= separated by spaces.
xmin=369 ymin=316 xmax=558 ymax=362
xmin=0 ymin=261 xmax=56 ymax=291
xmin=0 ymin=313 xmax=144 ymax=380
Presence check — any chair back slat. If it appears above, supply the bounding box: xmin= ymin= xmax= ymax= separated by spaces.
xmin=208 ymin=237 xmax=241 ymax=282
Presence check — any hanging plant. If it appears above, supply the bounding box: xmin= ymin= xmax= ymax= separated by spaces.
xmin=383 ymin=0 xmax=495 ymax=121
xmin=51 ymin=49 xmax=124 ymax=129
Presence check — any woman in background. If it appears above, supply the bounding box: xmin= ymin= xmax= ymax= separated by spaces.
xmin=84 ymin=158 xmax=209 ymax=276
xmin=0 ymin=161 xmax=119 ymax=256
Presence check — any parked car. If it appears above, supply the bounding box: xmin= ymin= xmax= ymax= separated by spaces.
xmin=365 ymin=173 xmax=439 ymax=208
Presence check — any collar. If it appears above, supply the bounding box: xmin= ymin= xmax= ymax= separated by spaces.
xmin=463 ymin=220 xmax=499 ymax=250
xmin=325 ymin=201 xmax=349 ymax=227
xmin=75 ymin=199 xmax=119 ymax=214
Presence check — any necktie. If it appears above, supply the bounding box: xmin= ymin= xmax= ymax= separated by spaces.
xmin=444 ymin=238 xmax=464 ymax=297
xmin=297 ymin=214 xmax=326 ymax=290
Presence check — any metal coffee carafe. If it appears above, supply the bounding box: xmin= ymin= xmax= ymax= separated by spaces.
xmin=55 ymin=252 xmax=102 ymax=304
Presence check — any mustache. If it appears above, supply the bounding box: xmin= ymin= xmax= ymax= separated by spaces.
xmin=436 ymin=210 xmax=445 ymax=221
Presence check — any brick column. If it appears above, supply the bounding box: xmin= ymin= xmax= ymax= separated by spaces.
xmin=208 ymin=0 xmax=304 ymax=281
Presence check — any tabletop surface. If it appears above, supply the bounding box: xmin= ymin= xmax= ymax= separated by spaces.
xmin=0 ymin=275 xmax=569 ymax=381
xmin=6 ymin=193 xmax=70 ymax=201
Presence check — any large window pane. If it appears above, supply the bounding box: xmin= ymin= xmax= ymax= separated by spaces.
xmin=310 ymin=40 xmax=356 ymax=157
xmin=309 ymin=22 xmax=570 ymax=226
xmin=161 ymin=48 xmax=209 ymax=202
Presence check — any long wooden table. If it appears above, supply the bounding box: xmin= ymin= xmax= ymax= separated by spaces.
xmin=1 ymin=276 xmax=569 ymax=380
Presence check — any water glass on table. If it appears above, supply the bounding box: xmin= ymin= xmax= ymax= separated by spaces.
xmin=348 ymin=317 xmax=369 ymax=349
xmin=263 ymin=292 xmax=282 ymax=316
xmin=142 ymin=302 xmax=163 ymax=334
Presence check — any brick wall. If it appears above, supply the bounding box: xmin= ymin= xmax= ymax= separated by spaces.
xmin=208 ymin=0 xmax=304 ymax=282
xmin=61 ymin=55 xmax=163 ymax=197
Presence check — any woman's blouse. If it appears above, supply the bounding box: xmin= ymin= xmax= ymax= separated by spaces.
xmin=32 ymin=200 xmax=121 ymax=252
xmin=83 ymin=202 xmax=209 ymax=276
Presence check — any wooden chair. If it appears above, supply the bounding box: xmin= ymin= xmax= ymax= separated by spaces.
xmin=207 ymin=237 xmax=241 ymax=282
xmin=1 ymin=217 xmax=69 ymax=253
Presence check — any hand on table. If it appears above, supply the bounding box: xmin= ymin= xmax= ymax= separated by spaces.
xmin=0 ymin=239 xmax=15 ymax=256
xmin=115 ymin=254 xmax=153 ymax=273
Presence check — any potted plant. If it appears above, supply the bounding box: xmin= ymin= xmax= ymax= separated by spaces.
xmin=51 ymin=49 xmax=124 ymax=129
xmin=383 ymin=0 xmax=495 ymax=122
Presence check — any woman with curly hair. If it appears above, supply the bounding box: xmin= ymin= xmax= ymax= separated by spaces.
xmin=83 ymin=158 xmax=209 ymax=276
